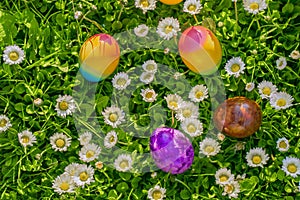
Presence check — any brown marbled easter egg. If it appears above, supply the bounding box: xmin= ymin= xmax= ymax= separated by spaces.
xmin=213 ymin=97 xmax=262 ymax=138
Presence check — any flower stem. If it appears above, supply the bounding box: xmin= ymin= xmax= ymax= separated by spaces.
xmin=193 ymin=14 xmax=199 ymax=24
xmin=234 ymin=2 xmax=238 ymax=24
xmin=83 ymin=16 xmax=107 ymax=33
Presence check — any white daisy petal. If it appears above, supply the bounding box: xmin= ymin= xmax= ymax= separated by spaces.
xmin=140 ymin=71 xmax=155 ymax=84
xmin=52 ymin=173 xmax=76 ymax=195
xmin=243 ymin=0 xmax=267 ymax=15
xmin=73 ymin=164 xmax=95 ymax=188
xmin=222 ymin=180 xmax=241 ymax=199
xmin=18 ymin=130 xmax=37 ymax=147
xmin=276 ymin=137 xmax=290 ymax=152
xmin=134 ymin=24 xmax=149 ymax=37
xmin=246 ymin=147 xmax=269 ymax=167
xmin=276 ymin=57 xmax=287 ymax=70
xmin=3 ymin=45 xmax=25 ymax=65
xmin=147 ymin=185 xmax=166 ymax=200
xmin=55 ymin=95 xmax=77 ymax=118
xmin=199 ymin=138 xmax=221 ymax=157
xmin=225 ymin=57 xmax=245 ymax=78
xmin=282 ymin=157 xmax=300 ymax=178
xmin=0 ymin=115 xmax=12 ymax=133
xmin=181 ymin=118 xmax=203 ymax=137
xmin=270 ymin=92 xmax=294 ymax=110
xmin=289 ymin=50 xmax=300 ymax=60
xmin=64 ymin=163 xmax=80 ymax=177
xmin=104 ymin=130 xmax=118 ymax=149
xmin=112 ymin=72 xmax=131 ymax=90
xmin=183 ymin=0 xmax=202 ymax=15
xmin=188 ymin=84 xmax=209 ymax=102
xmin=102 ymin=105 xmax=125 ymax=128
xmin=215 ymin=168 xmax=235 ymax=185
xmin=50 ymin=133 xmax=72 ymax=152
xmin=142 ymin=60 xmax=158 ymax=73
xmin=74 ymin=11 xmax=83 ymax=20
xmin=175 ymin=101 xmax=199 ymax=122
xmin=78 ymin=131 xmax=93 ymax=146
xmin=114 ymin=154 xmax=133 ymax=172
xmin=141 ymin=88 xmax=158 ymax=103
xmin=257 ymin=80 xmax=277 ymax=99
xmin=245 ymin=82 xmax=255 ymax=92
xmin=79 ymin=143 xmax=101 ymax=162
xmin=157 ymin=17 xmax=180 ymax=40
xmin=164 ymin=94 xmax=183 ymax=111
xmin=135 ymin=0 xmax=156 ymax=14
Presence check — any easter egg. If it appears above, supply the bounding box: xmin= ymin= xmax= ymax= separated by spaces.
xmin=150 ymin=127 xmax=194 ymax=174
xmin=160 ymin=0 xmax=183 ymax=5
xmin=178 ymin=26 xmax=222 ymax=75
xmin=79 ymin=34 xmax=120 ymax=82
xmin=213 ymin=97 xmax=262 ymax=138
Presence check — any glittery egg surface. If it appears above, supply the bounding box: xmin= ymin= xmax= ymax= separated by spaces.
xmin=79 ymin=33 xmax=120 ymax=82
xmin=213 ymin=97 xmax=262 ymax=138
xmin=178 ymin=26 xmax=222 ymax=75
xmin=150 ymin=127 xmax=194 ymax=174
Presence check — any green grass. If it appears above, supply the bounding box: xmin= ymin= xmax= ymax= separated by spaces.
xmin=0 ymin=0 xmax=300 ymax=199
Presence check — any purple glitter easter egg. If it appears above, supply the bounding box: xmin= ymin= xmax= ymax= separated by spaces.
xmin=150 ymin=127 xmax=194 ymax=174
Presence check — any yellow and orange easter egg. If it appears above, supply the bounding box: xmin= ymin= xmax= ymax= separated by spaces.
xmin=79 ymin=34 xmax=120 ymax=82
xmin=178 ymin=26 xmax=222 ymax=75
xmin=160 ymin=0 xmax=183 ymax=5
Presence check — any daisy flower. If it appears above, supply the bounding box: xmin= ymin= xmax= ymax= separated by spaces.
xmin=0 ymin=115 xmax=12 ymax=133
xmin=257 ymin=80 xmax=277 ymax=99
xmin=270 ymin=92 xmax=294 ymax=110
xmin=64 ymin=163 xmax=80 ymax=177
xmin=276 ymin=137 xmax=290 ymax=152
xmin=245 ymin=82 xmax=255 ymax=92
xmin=140 ymin=88 xmax=158 ymax=103
xmin=114 ymin=154 xmax=133 ymax=172
xmin=246 ymin=147 xmax=269 ymax=167
xmin=135 ymin=0 xmax=156 ymax=14
xmin=282 ymin=157 xmax=300 ymax=178
xmin=173 ymin=72 xmax=181 ymax=80
xmin=236 ymin=174 xmax=246 ymax=181
xmin=79 ymin=143 xmax=101 ymax=162
xmin=104 ymin=130 xmax=118 ymax=149
xmin=215 ymin=168 xmax=235 ymax=185
xmin=74 ymin=11 xmax=83 ymax=20
xmin=199 ymin=138 xmax=221 ymax=157
xmin=183 ymin=0 xmax=202 ymax=15
xmin=50 ymin=133 xmax=72 ymax=152
xmin=147 ymin=185 xmax=166 ymax=200
xmin=102 ymin=105 xmax=125 ymax=128
xmin=243 ymin=0 xmax=267 ymax=15
xmin=164 ymin=94 xmax=183 ymax=111
xmin=95 ymin=161 xmax=104 ymax=169
xmin=78 ymin=131 xmax=93 ymax=146
xmin=134 ymin=24 xmax=149 ymax=37
xmin=180 ymin=118 xmax=203 ymax=137
xmin=73 ymin=164 xmax=95 ymax=188
xmin=222 ymin=181 xmax=241 ymax=199
xmin=52 ymin=173 xmax=76 ymax=195
xmin=33 ymin=98 xmax=43 ymax=106
xmin=112 ymin=72 xmax=131 ymax=91
xmin=217 ymin=133 xmax=226 ymax=141
xmin=140 ymin=71 xmax=155 ymax=84
xmin=55 ymin=95 xmax=77 ymax=118
xmin=175 ymin=101 xmax=199 ymax=122
xmin=188 ymin=84 xmax=209 ymax=102
xmin=289 ymin=50 xmax=300 ymax=60
xmin=224 ymin=57 xmax=245 ymax=78
xmin=151 ymin=172 xmax=157 ymax=178
xmin=142 ymin=60 xmax=158 ymax=73
xmin=2 ymin=44 xmax=25 ymax=65
xmin=18 ymin=130 xmax=37 ymax=147
xmin=276 ymin=57 xmax=287 ymax=70
xmin=157 ymin=17 xmax=180 ymax=40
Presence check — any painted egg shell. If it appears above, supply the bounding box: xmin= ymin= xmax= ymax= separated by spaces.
xmin=160 ymin=0 xmax=183 ymax=5
xmin=150 ymin=127 xmax=194 ymax=174
xmin=178 ymin=26 xmax=222 ymax=75
xmin=79 ymin=33 xmax=120 ymax=82
xmin=213 ymin=97 xmax=262 ymax=138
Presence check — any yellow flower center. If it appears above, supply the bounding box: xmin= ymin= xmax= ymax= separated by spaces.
xmin=116 ymin=78 xmax=127 ymax=86
xmin=152 ymin=190 xmax=162 ymax=200
xmin=109 ymin=113 xmax=118 ymax=122
xmin=119 ymin=160 xmax=129 ymax=169
xmin=182 ymin=109 xmax=192 ymax=118
xmin=262 ymin=87 xmax=271 ymax=96
xmin=287 ymin=164 xmax=297 ymax=173
xmin=195 ymin=91 xmax=204 ymax=99
xmin=204 ymin=145 xmax=215 ymax=153
xmin=21 ymin=136 xmax=30 ymax=144
xmin=9 ymin=51 xmax=19 ymax=61
xmin=219 ymin=175 xmax=229 ymax=182
xmin=145 ymin=91 xmax=154 ymax=99
xmin=60 ymin=182 xmax=69 ymax=191
xmin=79 ymin=172 xmax=89 ymax=181
xmin=169 ymin=101 xmax=178 ymax=109
xmin=86 ymin=150 xmax=95 ymax=158
xmin=187 ymin=124 xmax=196 ymax=133
xmin=276 ymin=98 xmax=286 ymax=107
xmin=249 ymin=3 xmax=259 ymax=10
xmin=140 ymin=0 xmax=149 ymax=7
xmin=55 ymin=139 xmax=65 ymax=148
xmin=252 ymin=155 xmax=262 ymax=164
xmin=188 ymin=4 xmax=196 ymax=11
xmin=164 ymin=25 xmax=173 ymax=34
xmin=231 ymin=64 xmax=240 ymax=72
xmin=59 ymin=101 xmax=69 ymax=111
xmin=110 ymin=136 xmax=115 ymax=143
xmin=0 ymin=119 xmax=7 ymax=127
xmin=146 ymin=64 xmax=155 ymax=71
xmin=278 ymin=141 xmax=287 ymax=149
xmin=225 ymin=184 xmax=234 ymax=194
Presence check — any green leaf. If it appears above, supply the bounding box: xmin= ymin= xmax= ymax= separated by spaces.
xmin=56 ymin=13 xmax=65 ymax=26
xmin=180 ymin=190 xmax=191 ymax=199
xmin=116 ymin=182 xmax=129 ymax=193
xmin=282 ymin=3 xmax=294 ymax=14
xmin=96 ymin=96 xmax=110 ymax=113
xmin=15 ymin=103 xmax=25 ymax=111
